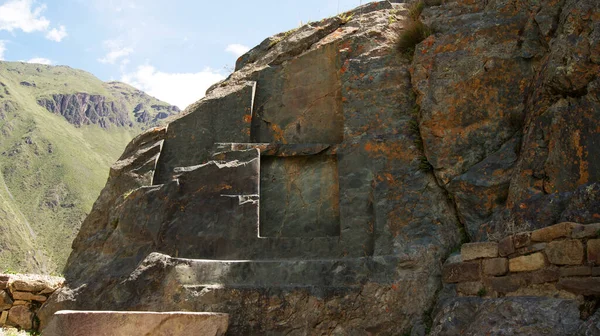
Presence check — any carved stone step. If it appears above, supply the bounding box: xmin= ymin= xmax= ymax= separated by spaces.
xmin=43 ymin=311 xmax=228 ymax=336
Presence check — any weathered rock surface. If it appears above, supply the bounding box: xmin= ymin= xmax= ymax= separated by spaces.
xmin=413 ymin=0 xmax=600 ymax=239
xmin=38 ymin=0 xmax=600 ymax=334
xmin=431 ymin=297 xmax=582 ymax=335
xmin=7 ymin=305 xmax=33 ymax=330
xmin=42 ymin=311 xmax=228 ymax=336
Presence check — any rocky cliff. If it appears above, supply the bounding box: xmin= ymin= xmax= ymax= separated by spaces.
xmin=40 ymin=0 xmax=600 ymax=335
xmin=0 ymin=61 xmax=179 ymax=275
xmin=36 ymin=82 xmax=179 ymax=129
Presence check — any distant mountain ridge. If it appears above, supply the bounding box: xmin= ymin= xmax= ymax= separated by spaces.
xmin=0 ymin=61 xmax=180 ymax=274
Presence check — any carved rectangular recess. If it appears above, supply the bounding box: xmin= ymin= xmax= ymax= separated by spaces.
xmin=259 ymin=154 xmax=341 ymax=238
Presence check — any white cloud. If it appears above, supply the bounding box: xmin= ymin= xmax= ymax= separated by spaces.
xmin=121 ymin=65 xmax=226 ymax=109
xmin=98 ymin=40 xmax=133 ymax=64
xmin=0 ymin=1 xmax=67 ymax=43
xmin=225 ymin=44 xmax=250 ymax=57
xmin=0 ymin=41 xmax=6 ymax=60
xmin=0 ymin=0 xmax=50 ymax=33
xmin=45 ymin=25 xmax=67 ymax=42
xmin=26 ymin=57 xmax=52 ymax=64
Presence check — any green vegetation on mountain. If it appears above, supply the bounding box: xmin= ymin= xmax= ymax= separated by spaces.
xmin=0 ymin=61 xmax=179 ymax=274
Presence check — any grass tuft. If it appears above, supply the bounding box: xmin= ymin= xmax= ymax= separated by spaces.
xmin=395 ymin=20 xmax=432 ymax=57
xmin=408 ymin=1 xmax=426 ymax=21
xmin=337 ymin=12 xmax=354 ymax=25
xmin=393 ymin=0 xmax=433 ymax=59
xmin=419 ymin=156 xmax=434 ymax=172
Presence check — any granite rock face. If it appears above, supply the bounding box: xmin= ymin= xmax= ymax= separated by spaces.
xmin=39 ymin=0 xmax=600 ymax=334
xmin=431 ymin=297 xmax=582 ymax=335
xmin=413 ymin=0 xmax=600 ymax=240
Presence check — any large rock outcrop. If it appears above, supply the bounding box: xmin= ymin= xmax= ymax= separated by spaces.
xmin=36 ymin=83 xmax=180 ymax=129
xmin=39 ymin=0 xmax=600 ymax=334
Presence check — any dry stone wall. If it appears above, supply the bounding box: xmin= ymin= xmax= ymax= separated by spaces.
xmin=443 ymin=222 xmax=600 ymax=298
xmin=0 ymin=274 xmax=63 ymax=330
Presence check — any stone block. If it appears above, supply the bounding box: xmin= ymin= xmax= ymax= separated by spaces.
xmin=456 ymin=281 xmax=484 ymax=296
xmin=0 ymin=275 xmax=9 ymax=282
xmin=571 ymin=223 xmax=600 ymax=239
xmin=483 ymin=258 xmax=508 ymax=276
xmin=12 ymin=291 xmax=46 ymax=302
xmin=514 ymin=232 xmax=531 ymax=248
xmin=488 ymin=275 xmax=525 ymax=293
xmin=44 ymin=311 xmax=229 ymax=336
xmin=0 ymin=310 xmax=7 ymax=326
xmin=7 ymin=305 xmax=32 ymax=330
xmin=588 ymin=239 xmax=600 ymax=265
xmin=498 ymin=236 xmax=514 ymax=257
xmin=560 ymin=266 xmax=592 ymax=277
xmin=12 ymin=300 xmax=29 ymax=306
xmin=0 ymin=290 xmax=13 ymax=310
xmin=461 ymin=242 xmax=499 ymax=261
xmin=509 ymin=243 xmax=547 ymax=258
xmin=0 ymin=281 xmax=7 ymax=290
xmin=442 ymin=262 xmax=481 ymax=283
xmin=531 ymin=222 xmax=576 ymax=242
xmin=11 ymin=279 xmax=46 ymax=293
xmin=509 ymin=253 xmax=546 ymax=272
xmin=558 ymin=277 xmax=600 ymax=296
xmin=527 ymin=268 xmax=560 ymax=284
xmin=545 ymin=240 xmax=584 ymax=265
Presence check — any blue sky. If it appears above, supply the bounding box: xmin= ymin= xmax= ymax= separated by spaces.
xmin=0 ymin=0 xmax=365 ymax=109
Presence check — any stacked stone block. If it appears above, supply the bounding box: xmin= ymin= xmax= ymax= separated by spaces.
xmin=0 ymin=274 xmax=64 ymax=330
xmin=443 ymin=222 xmax=600 ymax=298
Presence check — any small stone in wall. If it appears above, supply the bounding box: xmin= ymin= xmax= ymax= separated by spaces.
xmin=558 ymin=277 xmax=600 ymax=296
xmin=571 ymin=223 xmax=600 ymax=239
xmin=0 ymin=310 xmax=7 ymax=326
xmin=545 ymin=240 xmax=584 ymax=266
xmin=7 ymin=305 xmax=33 ymax=330
xmin=457 ymin=281 xmax=485 ymax=296
xmin=531 ymin=222 xmax=576 ymax=242
xmin=442 ymin=262 xmax=481 ymax=283
xmin=461 ymin=242 xmax=499 ymax=261
xmin=509 ymin=253 xmax=546 ymax=272
xmin=499 ymin=236 xmax=515 ymax=257
xmin=0 ymin=290 xmax=13 ymax=310
xmin=483 ymin=258 xmax=509 ymax=276
xmin=514 ymin=232 xmax=531 ymax=249
xmin=509 ymin=243 xmax=547 ymax=258
xmin=528 ymin=268 xmax=560 ymax=284
xmin=11 ymin=291 xmax=47 ymax=302
xmin=12 ymin=300 xmax=29 ymax=306
xmin=560 ymin=266 xmax=592 ymax=277
xmin=488 ymin=274 xmax=525 ymax=294
xmin=11 ymin=279 xmax=47 ymax=293
xmin=588 ymin=239 xmax=600 ymax=265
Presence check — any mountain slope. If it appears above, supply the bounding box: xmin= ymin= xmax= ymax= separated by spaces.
xmin=0 ymin=61 xmax=179 ymax=274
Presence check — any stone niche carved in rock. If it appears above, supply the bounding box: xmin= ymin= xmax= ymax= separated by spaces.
xmin=151 ymin=40 xmax=349 ymax=259
xmin=260 ymin=154 xmax=341 ymax=238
